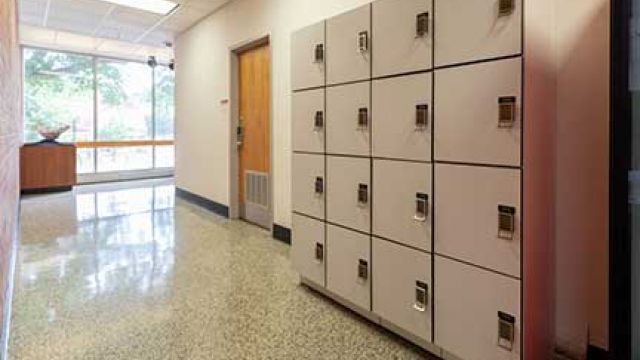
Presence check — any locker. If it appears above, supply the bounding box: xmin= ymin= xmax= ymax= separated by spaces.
xmin=435 ymin=164 xmax=521 ymax=278
xmin=373 ymin=160 xmax=431 ymax=251
xmin=327 ymin=156 xmax=370 ymax=233
xmin=434 ymin=0 xmax=522 ymax=67
xmin=372 ymin=73 xmax=432 ymax=162
xmin=292 ymin=214 xmax=325 ymax=287
xmin=435 ymin=256 xmax=521 ymax=360
xmin=326 ymin=81 xmax=370 ymax=157
xmin=373 ymin=238 xmax=432 ymax=343
xmin=372 ymin=0 xmax=433 ymax=77
xmin=434 ymin=57 xmax=522 ymax=167
xmin=292 ymin=88 xmax=325 ymax=153
xmin=291 ymin=21 xmax=325 ymax=90
xmin=327 ymin=223 xmax=371 ymax=310
xmin=292 ymin=153 xmax=325 ymax=219
xmin=326 ymin=4 xmax=371 ymax=85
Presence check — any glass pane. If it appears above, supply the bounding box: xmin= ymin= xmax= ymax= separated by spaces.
xmin=154 ymin=145 xmax=174 ymax=168
xmin=77 ymin=148 xmax=95 ymax=174
xmin=97 ymin=146 xmax=153 ymax=172
xmin=97 ymin=60 xmax=152 ymax=141
xmin=23 ymin=48 xmax=94 ymax=143
xmin=155 ymin=66 xmax=175 ymax=140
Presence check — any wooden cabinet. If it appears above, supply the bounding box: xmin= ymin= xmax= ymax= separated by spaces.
xmin=20 ymin=142 xmax=76 ymax=192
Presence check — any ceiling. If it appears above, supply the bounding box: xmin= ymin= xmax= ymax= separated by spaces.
xmin=18 ymin=0 xmax=231 ymax=60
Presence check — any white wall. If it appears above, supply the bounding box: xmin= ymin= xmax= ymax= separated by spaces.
xmin=174 ymin=0 xmax=373 ymax=227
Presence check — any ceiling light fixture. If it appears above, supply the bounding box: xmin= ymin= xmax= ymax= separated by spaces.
xmin=96 ymin=0 xmax=179 ymax=15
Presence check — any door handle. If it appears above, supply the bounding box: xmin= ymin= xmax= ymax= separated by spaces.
xmin=414 ymin=193 xmax=428 ymax=222
xmin=314 ymin=111 xmax=324 ymax=130
xmin=498 ymin=205 xmax=516 ymax=240
xmin=498 ymin=311 xmax=516 ymax=351
xmin=358 ymin=31 xmax=369 ymax=53
xmin=415 ymin=104 xmax=429 ymax=130
xmin=416 ymin=12 xmax=430 ymax=38
xmin=357 ymin=108 xmax=369 ymax=129
xmin=357 ymin=259 xmax=368 ymax=280
xmin=357 ymin=183 xmax=369 ymax=206
xmin=498 ymin=96 xmax=517 ymax=128
xmin=315 ymin=177 xmax=324 ymax=195
xmin=314 ymin=43 xmax=324 ymax=64
xmin=236 ymin=124 xmax=244 ymax=148
xmin=315 ymin=243 xmax=324 ymax=262
xmin=413 ymin=281 xmax=429 ymax=312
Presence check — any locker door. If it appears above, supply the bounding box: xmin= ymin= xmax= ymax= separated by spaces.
xmin=327 ymin=224 xmax=371 ymax=310
xmin=434 ymin=57 xmax=522 ymax=167
xmin=435 ymin=256 xmax=521 ymax=360
xmin=373 ymin=160 xmax=431 ymax=251
xmin=434 ymin=0 xmax=522 ymax=67
xmin=326 ymin=81 xmax=370 ymax=157
xmin=292 ymin=153 xmax=325 ymax=219
xmin=327 ymin=156 xmax=370 ymax=233
xmin=372 ymin=73 xmax=431 ymax=162
xmin=372 ymin=0 xmax=432 ymax=77
xmin=373 ymin=238 xmax=432 ymax=343
xmin=326 ymin=4 xmax=371 ymax=85
xmin=292 ymin=88 xmax=325 ymax=153
xmin=291 ymin=21 xmax=325 ymax=90
xmin=292 ymin=214 xmax=325 ymax=287
xmin=435 ymin=164 xmax=521 ymax=278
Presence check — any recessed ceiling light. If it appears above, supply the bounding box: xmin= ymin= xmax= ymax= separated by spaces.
xmin=96 ymin=0 xmax=179 ymax=15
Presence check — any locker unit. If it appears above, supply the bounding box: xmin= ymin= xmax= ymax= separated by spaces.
xmin=291 ymin=21 xmax=325 ymax=91
xmin=291 ymin=0 xmax=554 ymax=359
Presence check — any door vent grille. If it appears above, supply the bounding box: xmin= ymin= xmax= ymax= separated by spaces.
xmin=245 ymin=171 xmax=269 ymax=208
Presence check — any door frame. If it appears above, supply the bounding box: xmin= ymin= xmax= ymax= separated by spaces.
xmin=228 ymin=35 xmax=273 ymax=229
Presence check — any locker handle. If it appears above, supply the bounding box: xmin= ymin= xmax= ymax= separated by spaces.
xmin=413 ymin=281 xmax=429 ymax=312
xmin=498 ymin=205 xmax=516 ymax=240
xmin=357 ymin=183 xmax=369 ymax=206
xmin=358 ymin=31 xmax=369 ymax=53
xmin=499 ymin=0 xmax=515 ymax=17
xmin=498 ymin=96 xmax=517 ymax=128
xmin=498 ymin=311 xmax=516 ymax=351
xmin=314 ymin=111 xmax=324 ymax=130
xmin=416 ymin=12 xmax=430 ymax=38
xmin=357 ymin=108 xmax=369 ymax=129
xmin=315 ymin=177 xmax=324 ymax=195
xmin=414 ymin=193 xmax=428 ymax=222
xmin=315 ymin=243 xmax=324 ymax=262
xmin=415 ymin=104 xmax=429 ymax=130
xmin=314 ymin=43 xmax=324 ymax=64
xmin=357 ymin=259 xmax=368 ymax=280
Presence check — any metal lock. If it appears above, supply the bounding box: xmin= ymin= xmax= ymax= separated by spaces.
xmin=416 ymin=12 xmax=430 ymax=37
xmin=498 ymin=205 xmax=516 ymax=240
xmin=315 ymin=243 xmax=324 ymax=261
xmin=498 ymin=311 xmax=516 ymax=351
xmin=358 ymin=31 xmax=369 ymax=53
xmin=414 ymin=193 xmax=428 ymax=222
xmin=358 ymin=107 xmax=369 ymax=129
xmin=413 ymin=281 xmax=429 ymax=312
xmin=315 ymin=177 xmax=324 ymax=195
xmin=499 ymin=0 xmax=515 ymax=17
xmin=314 ymin=111 xmax=324 ymax=130
xmin=314 ymin=43 xmax=324 ymax=63
xmin=357 ymin=259 xmax=368 ymax=280
xmin=357 ymin=184 xmax=369 ymax=205
xmin=415 ymin=104 xmax=429 ymax=130
xmin=498 ymin=96 xmax=517 ymax=128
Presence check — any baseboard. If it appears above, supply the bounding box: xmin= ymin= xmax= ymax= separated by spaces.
xmin=272 ymin=224 xmax=291 ymax=244
xmin=587 ymin=345 xmax=609 ymax=360
xmin=175 ymin=187 xmax=229 ymax=218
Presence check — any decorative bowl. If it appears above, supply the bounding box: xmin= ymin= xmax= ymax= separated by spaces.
xmin=37 ymin=125 xmax=70 ymax=142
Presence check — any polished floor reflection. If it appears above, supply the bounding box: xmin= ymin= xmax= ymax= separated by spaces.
xmin=9 ymin=179 xmax=432 ymax=359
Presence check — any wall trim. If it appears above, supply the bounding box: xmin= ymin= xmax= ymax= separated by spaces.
xmin=272 ymin=224 xmax=291 ymax=244
xmin=175 ymin=187 xmax=229 ymax=218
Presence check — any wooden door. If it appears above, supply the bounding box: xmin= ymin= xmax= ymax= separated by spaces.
xmin=238 ymin=43 xmax=270 ymax=227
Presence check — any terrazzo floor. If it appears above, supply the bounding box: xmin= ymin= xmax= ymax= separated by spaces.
xmin=9 ymin=179 xmax=435 ymax=359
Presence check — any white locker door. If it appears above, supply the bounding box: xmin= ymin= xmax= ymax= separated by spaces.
xmin=292 ymin=214 xmax=325 ymax=287
xmin=326 ymin=81 xmax=370 ymax=157
xmin=434 ymin=0 xmax=522 ymax=67
xmin=435 ymin=256 xmax=521 ymax=360
xmin=434 ymin=57 xmax=522 ymax=167
xmin=373 ymin=160 xmax=431 ymax=251
xmin=373 ymin=238 xmax=432 ymax=343
xmin=435 ymin=164 xmax=520 ymax=278
xmin=327 ymin=224 xmax=371 ymax=310
xmin=293 ymin=88 xmax=325 ymax=153
xmin=292 ymin=153 xmax=325 ymax=219
xmin=326 ymin=4 xmax=371 ymax=85
xmin=372 ymin=0 xmax=433 ymax=77
xmin=291 ymin=21 xmax=325 ymax=90
xmin=327 ymin=156 xmax=370 ymax=233
xmin=372 ymin=73 xmax=431 ymax=162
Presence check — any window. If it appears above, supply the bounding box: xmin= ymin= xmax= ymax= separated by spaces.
xmin=22 ymin=48 xmax=175 ymax=177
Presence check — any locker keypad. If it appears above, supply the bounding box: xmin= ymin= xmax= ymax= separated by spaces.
xmin=499 ymin=0 xmax=515 ymax=17
xmin=314 ymin=111 xmax=324 ymax=130
xmin=414 ymin=193 xmax=429 ymax=222
xmin=358 ymin=184 xmax=369 ymax=205
xmin=315 ymin=177 xmax=324 ymax=195
xmin=415 ymin=104 xmax=429 ymax=130
xmin=315 ymin=243 xmax=324 ymax=261
xmin=498 ymin=311 xmax=516 ymax=350
xmin=358 ymin=107 xmax=369 ymax=128
xmin=498 ymin=205 xmax=516 ymax=240
xmin=358 ymin=259 xmax=369 ymax=280
xmin=416 ymin=12 xmax=430 ymax=38
xmin=314 ymin=43 xmax=325 ymax=63
xmin=358 ymin=31 xmax=369 ymax=53
xmin=498 ymin=96 xmax=517 ymax=128
xmin=414 ymin=281 xmax=429 ymax=312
